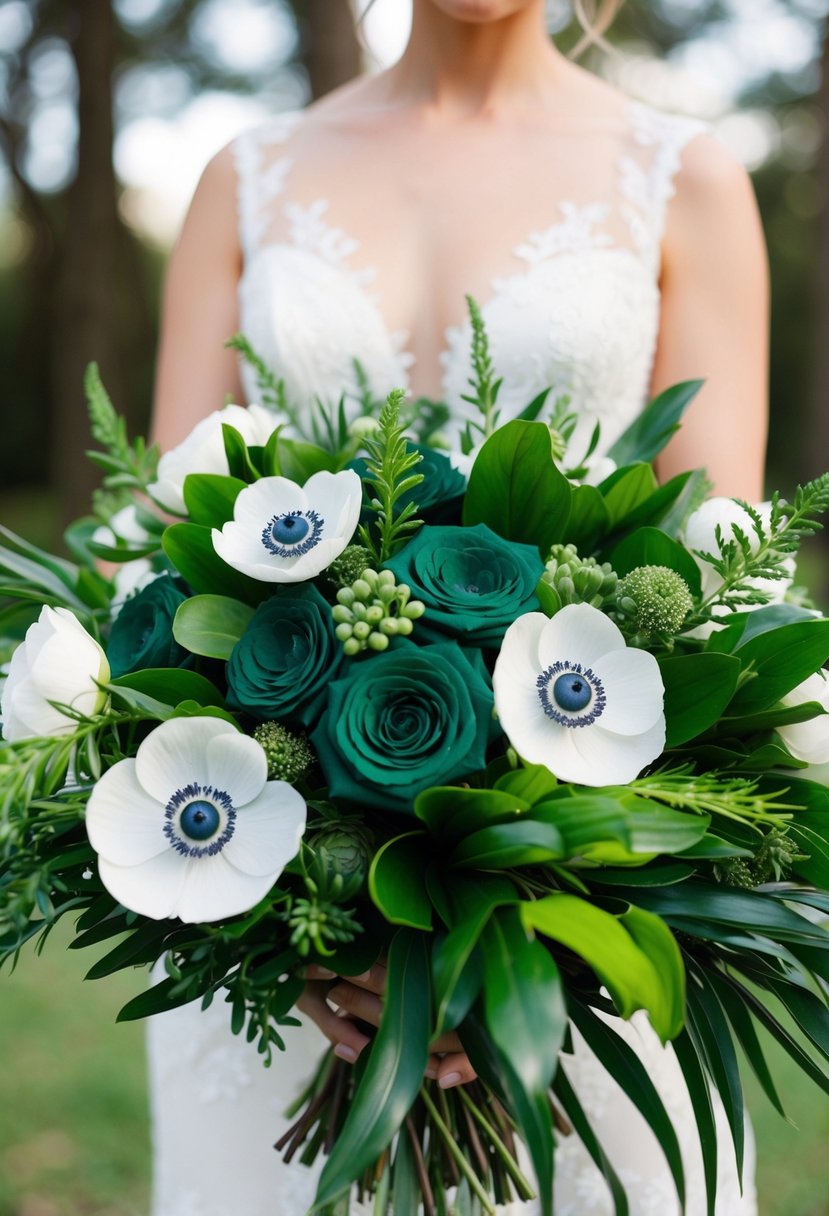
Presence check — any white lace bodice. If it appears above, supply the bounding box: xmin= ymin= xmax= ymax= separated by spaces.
xmin=233 ymin=101 xmax=707 ymax=459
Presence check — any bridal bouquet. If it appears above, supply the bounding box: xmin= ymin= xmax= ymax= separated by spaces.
xmin=3 ymin=307 xmax=829 ymax=1216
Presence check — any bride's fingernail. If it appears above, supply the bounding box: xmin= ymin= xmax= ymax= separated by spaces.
xmin=334 ymin=1044 xmax=357 ymax=1063
xmin=306 ymin=965 xmax=336 ymax=980
xmin=424 ymin=1067 xmax=438 ymax=1080
xmin=438 ymin=1072 xmax=462 ymax=1089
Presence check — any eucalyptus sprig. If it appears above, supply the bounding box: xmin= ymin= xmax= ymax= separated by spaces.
xmin=84 ymin=363 xmax=159 ymax=495
xmin=628 ymin=765 xmax=796 ymax=827
xmin=695 ymin=475 xmax=829 ymax=614
xmin=358 ymin=388 xmax=424 ymax=563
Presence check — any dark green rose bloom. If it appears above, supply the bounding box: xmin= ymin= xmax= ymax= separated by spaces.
xmin=311 ymin=640 xmax=493 ymax=811
xmin=350 ymin=443 xmax=466 ymax=524
xmin=385 ymin=523 xmax=544 ymax=647
xmin=227 ymin=585 xmax=342 ymax=726
xmin=107 ymin=575 xmax=188 ymax=678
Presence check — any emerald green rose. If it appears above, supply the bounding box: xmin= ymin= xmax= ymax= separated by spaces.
xmin=385 ymin=523 xmax=544 ymax=647
xmin=107 ymin=575 xmax=188 ymax=678
xmin=311 ymin=640 xmax=493 ymax=811
xmin=227 ymin=585 xmax=342 ymax=725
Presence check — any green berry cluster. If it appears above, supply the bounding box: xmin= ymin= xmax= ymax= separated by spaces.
xmin=714 ymin=830 xmax=802 ymax=889
xmin=252 ymin=722 xmax=314 ymax=784
xmin=543 ymin=543 xmax=617 ymax=608
xmin=614 ymin=565 xmax=694 ymax=640
xmin=332 ymin=567 xmax=425 ymax=655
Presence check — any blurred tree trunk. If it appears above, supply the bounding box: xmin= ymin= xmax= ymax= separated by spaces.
xmin=52 ymin=0 xmax=127 ymax=527
xmin=291 ymin=0 xmax=362 ymax=98
xmin=813 ymin=20 xmax=829 ymax=485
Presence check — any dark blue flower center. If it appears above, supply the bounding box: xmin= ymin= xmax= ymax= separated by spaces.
xmin=553 ymin=673 xmax=592 ymax=712
xmin=261 ymin=509 xmax=324 ymax=559
xmin=179 ymin=799 xmax=221 ymax=841
xmin=164 ymin=783 xmax=236 ymax=858
xmin=537 ymin=661 xmax=606 ymax=728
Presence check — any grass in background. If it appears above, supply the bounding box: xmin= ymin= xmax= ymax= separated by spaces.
xmin=1 ymin=924 xmax=829 ymax=1215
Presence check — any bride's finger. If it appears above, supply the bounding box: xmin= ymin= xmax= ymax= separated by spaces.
xmin=327 ymin=979 xmax=383 ymax=1027
xmin=435 ymin=1051 xmax=477 ymax=1089
xmin=429 ymin=1029 xmax=464 ymax=1054
xmin=296 ymin=982 xmax=371 ymax=1062
xmin=338 ymin=961 xmax=387 ymax=996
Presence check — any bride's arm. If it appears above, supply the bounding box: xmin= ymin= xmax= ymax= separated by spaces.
xmin=651 ymin=134 xmax=770 ymax=501
xmin=150 ymin=145 xmax=245 ymax=450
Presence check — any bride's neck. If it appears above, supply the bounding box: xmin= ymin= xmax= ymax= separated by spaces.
xmin=383 ymin=0 xmax=565 ymax=118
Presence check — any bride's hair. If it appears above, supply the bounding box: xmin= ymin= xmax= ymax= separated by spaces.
xmin=571 ymin=0 xmax=625 ymax=56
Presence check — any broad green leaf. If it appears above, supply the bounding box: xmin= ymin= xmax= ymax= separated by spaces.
xmin=172 ymin=594 xmax=255 ymax=660
xmin=566 ymin=484 xmax=610 ymax=552
xmin=631 ymin=883 xmax=829 ymax=945
xmin=222 ymin=423 xmax=260 ymax=482
xmin=162 ymin=523 xmax=269 ymax=605
xmin=182 ymin=473 xmax=246 ymax=528
xmin=482 ymin=907 xmax=566 ymax=1093
xmin=313 ymin=930 xmax=431 ymax=1210
xmin=521 ymin=894 xmax=679 ymax=1040
xmin=728 ymin=619 xmax=829 ymax=714
xmin=610 ymin=472 xmax=694 ymax=536
xmin=413 ymin=786 xmax=531 ymax=842
xmin=705 ymin=603 xmax=819 ymax=655
xmin=432 ymin=875 xmax=516 ymax=1036
xmin=368 ymin=833 xmax=433 ymax=931
xmin=658 ymin=653 xmax=742 ymax=747
xmin=618 ymin=904 xmax=685 ymax=1040
xmin=587 ymin=861 xmax=695 ymax=886
xmin=493 ymin=764 xmax=559 ymax=806
xmin=716 ymin=700 xmax=826 ymax=737
xmin=462 ymin=420 xmax=571 ymax=555
xmin=278 ymin=438 xmax=337 ymax=480
xmin=606 ymin=380 xmax=703 ymax=466
xmin=109 ymin=667 xmax=225 ymax=709
xmin=451 ymin=819 xmax=566 ymax=869
xmin=611 ymin=526 xmax=702 ymax=598
xmin=597 ymin=464 xmax=658 ymax=529
xmin=532 ymin=795 xmax=632 ymax=856
xmin=569 ymin=1000 xmax=686 ymax=1209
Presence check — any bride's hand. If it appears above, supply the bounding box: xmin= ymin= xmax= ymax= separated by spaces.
xmin=298 ymin=961 xmax=477 ymax=1090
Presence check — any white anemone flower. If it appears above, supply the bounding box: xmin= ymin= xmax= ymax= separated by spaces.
xmin=148 ymin=403 xmax=280 ymax=515
xmin=493 ymin=604 xmax=666 ymax=786
xmin=2 ymin=606 xmax=110 ymax=742
xmin=777 ymin=672 xmax=829 ymax=765
xmin=211 ymin=469 xmax=362 ymax=583
xmin=85 ymin=717 xmax=307 ymax=923
xmin=92 ymin=504 xmax=151 ymax=549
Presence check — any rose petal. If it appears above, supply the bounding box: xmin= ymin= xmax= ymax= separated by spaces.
xmin=85 ymin=758 xmax=168 ymax=865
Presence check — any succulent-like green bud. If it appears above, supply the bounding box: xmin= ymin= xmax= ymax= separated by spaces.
xmin=330 ymin=567 xmax=426 ymax=655
xmin=615 ymin=565 xmax=694 ymax=639
xmin=252 ymin=722 xmax=314 ymax=784
xmin=543 ymin=544 xmax=618 ymax=609
xmin=753 ymin=829 xmax=802 ymax=883
xmin=310 ymin=820 xmax=375 ymax=885
xmin=326 ymin=544 xmax=375 ymax=590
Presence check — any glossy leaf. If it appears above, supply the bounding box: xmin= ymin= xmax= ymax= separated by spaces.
xmin=182 ymin=473 xmax=246 ymax=528
xmin=109 ymin=667 xmax=225 ymax=709
xmin=672 ymin=1030 xmax=718 ymax=1216
xmin=566 ymin=484 xmax=610 ymax=552
xmin=222 ymin=423 xmax=261 ymax=482
xmin=658 ymin=653 xmax=742 ymax=747
xmin=462 ymin=420 xmax=571 ymax=554
xmin=606 ymin=380 xmax=703 ymax=466
xmin=172 ymin=594 xmax=255 ymax=660
xmin=597 ymin=464 xmax=658 ymax=529
xmin=313 ymin=930 xmax=432 ymax=1209
xmin=686 ymin=979 xmax=745 ymax=1181
xmin=414 ymin=786 xmax=531 ymax=842
xmin=493 ymin=764 xmax=559 ymax=806
xmin=451 ymin=819 xmax=566 ymax=869
xmin=368 ymin=833 xmax=433 ymax=931
xmin=728 ymin=619 xmax=829 ymax=714
xmin=162 ymin=523 xmax=268 ymax=605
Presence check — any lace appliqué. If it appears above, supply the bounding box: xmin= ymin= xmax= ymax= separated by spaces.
xmin=234 ymin=111 xmax=302 ymax=259
xmin=514 ymin=201 xmax=613 ymax=265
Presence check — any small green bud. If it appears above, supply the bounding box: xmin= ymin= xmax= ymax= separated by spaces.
xmin=397 ymin=617 xmax=414 ymax=636
xmin=335 ymin=622 xmax=353 ymax=642
xmin=402 ymin=600 xmax=426 ymax=620
xmin=343 ymin=637 xmax=362 ymax=656
xmin=336 ymin=586 xmax=355 ymax=606
xmin=378 ymin=584 xmax=397 ymax=604
xmin=353 ymin=578 xmax=372 ymax=602
xmin=378 ymin=569 xmax=396 ymax=587
xmin=368 ymin=632 xmax=389 ymax=651
xmin=353 ymin=621 xmax=371 ymax=640
xmin=615 ymin=565 xmax=694 ymax=639
xmin=332 ymin=605 xmax=353 ymax=624
xmin=351 ymin=602 xmax=367 ymax=620
xmin=253 ymin=722 xmax=314 ymax=784
xmin=379 ymin=617 xmax=399 ymax=635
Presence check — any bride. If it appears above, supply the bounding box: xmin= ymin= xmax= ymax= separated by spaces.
xmin=148 ymin=1 xmax=768 ymax=1213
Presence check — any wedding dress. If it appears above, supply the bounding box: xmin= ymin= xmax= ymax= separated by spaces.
xmin=147 ymin=99 xmax=758 ymax=1216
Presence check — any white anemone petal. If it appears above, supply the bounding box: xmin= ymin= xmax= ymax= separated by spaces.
xmin=207 ymin=733 xmax=267 ymax=807
xmin=593 ymin=647 xmax=664 ymax=736
xmin=302 ymin=470 xmax=361 ymax=538
xmin=223 ymin=782 xmax=306 ymax=876
xmin=136 ymin=717 xmax=239 ymax=804
xmin=98 ymin=849 xmax=187 ymax=920
xmin=537 ymin=604 xmax=624 ymax=670
xmin=212 ymin=521 xmax=271 ymax=568
xmin=571 ymin=717 xmax=666 ymax=786
xmin=175 ymin=853 xmax=276 ymax=923
xmin=85 ymin=759 xmax=167 ymax=865
xmin=232 ymin=477 xmax=308 ymax=531
xmin=494 ymin=613 xmax=549 ymax=684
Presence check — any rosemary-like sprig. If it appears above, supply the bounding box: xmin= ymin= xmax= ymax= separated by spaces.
xmin=358 ymin=388 xmax=424 ymax=563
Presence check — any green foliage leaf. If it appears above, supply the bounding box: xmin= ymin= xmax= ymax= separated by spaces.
xmin=727 ymin=619 xmax=829 ymax=714
xmin=413 ymin=786 xmax=531 ymax=842
xmin=450 ymin=819 xmax=565 ymax=869
xmin=368 ymin=833 xmax=433 ymax=931
xmin=222 ymin=423 xmax=261 ymax=483
xmin=182 ymin=474 xmax=247 ymax=528
xmin=597 ymin=464 xmax=658 ymax=530
xmin=493 ymin=764 xmax=559 ymax=805
xmin=313 ymin=930 xmax=431 ymax=1210
xmin=109 ymin=668 xmax=226 ymax=710
xmin=172 ymin=594 xmax=255 ymax=660
xmin=658 ymin=653 xmax=742 ymax=747
xmin=462 ymin=420 xmax=572 ymax=554
xmin=611 ymin=526 xmax=702 ymax=597
xmin=162 ymin=523 xmax=268 ymax=605
xmin=565 ymin=484 xmax=610 ymax=552
xmin=606 ymin=380 xmax=703 ymax=466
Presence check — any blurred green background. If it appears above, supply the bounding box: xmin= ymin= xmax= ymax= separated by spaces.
xmin=2 ymin=0 xmax=829 ymax=1212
